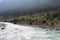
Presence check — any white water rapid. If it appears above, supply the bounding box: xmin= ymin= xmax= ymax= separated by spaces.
xmin=0 ymin=22 xmax=60 ymax=40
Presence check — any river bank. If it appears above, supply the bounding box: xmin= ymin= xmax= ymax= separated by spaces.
xmin=10 ymin=22 xmax=60 ymax=31
xmin=1 ymin=21 xmax=60 ymax=31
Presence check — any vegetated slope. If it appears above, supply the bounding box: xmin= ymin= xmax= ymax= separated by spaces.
xmin=0 ymin=5 xmax=60 ymax=27
xmin=6 ymin=9 xmax=60 ymax=27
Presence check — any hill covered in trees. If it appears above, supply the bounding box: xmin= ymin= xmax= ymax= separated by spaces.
xmin=4 ymin=9 xmax=60 ymax=28
xmin=0 ymin=5 xmax=60 ymax=28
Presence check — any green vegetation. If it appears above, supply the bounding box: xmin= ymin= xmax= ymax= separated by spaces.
xmin=5 ymin=9 xmax=60 ymax=27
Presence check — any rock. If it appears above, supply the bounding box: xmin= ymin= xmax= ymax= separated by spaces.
xmin=56 ymin=29 xmax=60 ymax=31
xmin=0 ymin=23 xmax=6 ymax=30
xmin=1 ymin=27 xmax=5 ymax=30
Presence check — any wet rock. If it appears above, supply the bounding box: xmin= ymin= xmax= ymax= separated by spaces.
xmin=54 ymin=26 xmax=60 ymax=31
xmin=0 ymin=23 xmax=6 ymax=30
xmin=56 ymin=29 xmax=60 ymax=31
xmin=1 ymin=27 xmax=5 ymax=30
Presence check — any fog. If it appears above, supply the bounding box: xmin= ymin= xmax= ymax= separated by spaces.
xmin=0 ymin=0 xmax=60 ymax=11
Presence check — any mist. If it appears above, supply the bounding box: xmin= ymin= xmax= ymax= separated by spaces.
xmin=0 ymin=0 xmax=60 ymax=11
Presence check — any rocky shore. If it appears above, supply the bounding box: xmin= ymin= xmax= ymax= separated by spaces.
xmin=0 ymin=22 xmax=60 ymax=31
xmin=16 ymin=23 xmax=60 ymax=31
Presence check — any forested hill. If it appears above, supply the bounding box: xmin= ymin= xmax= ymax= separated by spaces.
xmin=0 ymin=6 xmax=60 ymax=18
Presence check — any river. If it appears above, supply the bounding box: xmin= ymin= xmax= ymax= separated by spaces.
xmin=0 ymin=22 xmax=60 ymax=40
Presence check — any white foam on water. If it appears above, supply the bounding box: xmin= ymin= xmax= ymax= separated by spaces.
xmin=0 ymin=22 xmax=60 ymax=40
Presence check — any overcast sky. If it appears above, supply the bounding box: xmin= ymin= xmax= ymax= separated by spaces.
xmin=0 ymin=0 xmax=60 ymax=11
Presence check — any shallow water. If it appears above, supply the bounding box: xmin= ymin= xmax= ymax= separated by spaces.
xmin=0 ymin=22 xmax=60 ymax=40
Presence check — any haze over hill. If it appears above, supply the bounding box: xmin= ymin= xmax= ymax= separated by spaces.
xmin=0 ymin=0 xmax=60 ymax=11
xmin=0 ymin=0 xmax=60 ymax=19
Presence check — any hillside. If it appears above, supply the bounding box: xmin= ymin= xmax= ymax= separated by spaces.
xmin=3 ymin=9 xmax=60 ymax=29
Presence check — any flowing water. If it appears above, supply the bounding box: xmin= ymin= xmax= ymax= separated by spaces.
xmin=0 ymin=22 xmax=60 ymax=40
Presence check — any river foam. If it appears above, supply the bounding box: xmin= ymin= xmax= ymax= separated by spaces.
xmin=0 ymin=22 xmax=60 ymax=40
